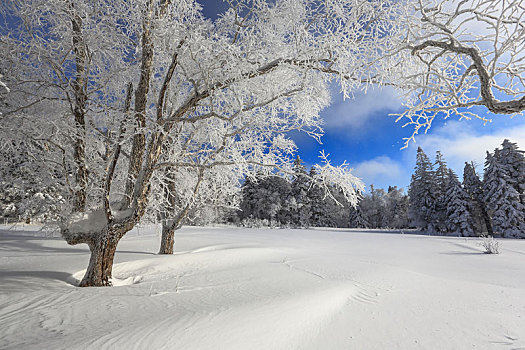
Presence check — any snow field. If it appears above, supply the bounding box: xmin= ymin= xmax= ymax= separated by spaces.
xmin=1 ymin=225 xmax=524 ymax=349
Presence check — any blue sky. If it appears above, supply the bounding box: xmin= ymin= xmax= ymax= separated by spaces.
xmin=199 ymin=0 xmax=525 ymax=192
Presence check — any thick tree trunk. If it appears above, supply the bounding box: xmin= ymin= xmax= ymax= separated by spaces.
xmin=70 ymin=8 xmax=89 ymax=213
xmin=122 ymin=0 xmax=155 ymax=209
xmin=158 ymin=224 xmax=175 ymax=255
xmin=79 ymin=230 xmax=120 ymax=287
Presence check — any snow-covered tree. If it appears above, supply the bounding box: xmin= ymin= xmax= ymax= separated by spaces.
xmin=384 ymin=186 xmax=409 ymax=229
xmin=445 ymin=169 xmax=474 ymax=236
xmin=238 ymin=171 xmax=294 ymax=225
xmin=326 ymin=185 xmax=354 ymax=228
xmin=360 ymin=185 xmax=386 ymax=229
xmin=408 ymin=147 xmax=436 ymax=229
xmin=289 ymin=156 xmax=311 ymax=227
xmin=431 ymin=151 xmax=449 ymax=233
xmin=0 ymin=140 xmax=63 ymax=222
xmin=463 ymin=161 xmax=492 ymax=235
xmin=2 ymin=0 xmax=396 ymax=285
xmin=255 ymin=175 xmax=292 ymax=224
xmin=348 ymin=192 xmax=368 ymax=228
xmin=483 ymin=150 xmax=525 ymax=238
xmin=351 ymin=185 xmax=409 ymax=229
xmin=498 ymin=139 xmax=525 ymax=205
xmin=397 ymin=0 xmax=525 ymax=146
xmin=239 ymin=175 xmax=259 ymax=222
xmin=153 ymin=165 xmax=241 ymax=254
xmin=307 ymin=167 xmax=332 ymax=227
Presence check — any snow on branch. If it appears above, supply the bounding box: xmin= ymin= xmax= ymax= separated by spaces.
xmin=311 ymin=151 xmax=364 ymax=207
xmin=394 ymin=0 xmax=525 ymax=148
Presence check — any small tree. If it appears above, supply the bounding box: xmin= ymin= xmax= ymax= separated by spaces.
xmin=479 ymin=235 xmax=500 ymax=255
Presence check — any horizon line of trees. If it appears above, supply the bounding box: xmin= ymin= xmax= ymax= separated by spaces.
xmin=233 ymin=139 xmax=525 ymax=239
xmin=407 ymin=139 xmax=524 ymax=238
xmin=350 ymin=139 xmax=524 ymax=238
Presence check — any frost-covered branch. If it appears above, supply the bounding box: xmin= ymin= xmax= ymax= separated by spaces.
xmin=311 ymin=151 xmax=365 ymax=207
xmin=395 ymin=0 xmax=525 ymax=147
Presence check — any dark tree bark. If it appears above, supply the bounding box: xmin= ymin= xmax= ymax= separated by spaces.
xmin=79 ymin=230 xmax=119 ymax=287
xmin=159 ymin=224 xmax=176 ymax=255
xmin=481 ymin=206 xmax=493 ymax=236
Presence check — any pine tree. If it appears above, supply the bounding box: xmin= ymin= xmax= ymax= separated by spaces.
xmin=483 ymin=150 xmax=525 ymax=238
xmin=498 ymin=139 xmax=525 ymax=205
xmin=432 ymin=151 xmax=449 ymax=233
xmin=408 ymin=147 xmax=436 ymax=230
xmin=445 ymin=169 xmax=474 ymax=236
xmin=239 ymin=174 xmax=259 ymax=220
xmin=463 ymin=162 xmax=492 ymax=235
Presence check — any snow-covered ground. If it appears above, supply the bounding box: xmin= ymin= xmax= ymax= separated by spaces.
xmin=1 ymin=225 xmax=524 ymax=349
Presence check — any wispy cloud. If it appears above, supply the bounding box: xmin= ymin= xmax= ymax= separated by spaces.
xmin=350 ymin=118 xmax=525 ymax=190
xmin=322 ymin=87 xmax=402 ymax=131
xmin=412 ymin=120 xmax=525 ymax=174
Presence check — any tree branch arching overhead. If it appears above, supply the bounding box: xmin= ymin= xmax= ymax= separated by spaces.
xmin=396 ymin=0 xmax=525 ymax=147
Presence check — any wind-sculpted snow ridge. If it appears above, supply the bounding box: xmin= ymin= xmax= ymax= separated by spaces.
xmin=1 ymin=226 xmax=525 ymax=349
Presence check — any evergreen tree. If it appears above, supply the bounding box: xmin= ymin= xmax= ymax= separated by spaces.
xmin=483 ymin=150 xmax=525 ymax=238
xmin=463 ymin=162 xmax=492 ymax=235
xmin=445 ymin=169 xmax=474 ymax=236
xmin=408 ymin=147 xmax=436 ymax=230
xmin=498 ymin=139 xmax=525 ymax=205
xmin=239 ymin=175 xmax=259 ymax=220
xmin=432 ymin=151 xmax=449 ymax=233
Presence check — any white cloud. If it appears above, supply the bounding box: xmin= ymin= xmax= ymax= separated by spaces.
xmin=412 ymin=120 xmax=525 ymax=175
xmin=322 ymin=87 xmax=402 ymax=130
xmin=351 ymin=118 xmax=525 ymax=191
xmin=352 ymin=155 xmax=410 ymax=191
